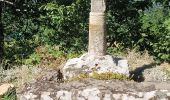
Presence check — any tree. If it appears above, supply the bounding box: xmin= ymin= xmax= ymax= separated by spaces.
xmin=0 ymin=1 xmax=4 ymax=63
xmin=0 ymin=0 xmax=43 ymax=66
xmin=140 ymin=4 xmax=170 ymax=62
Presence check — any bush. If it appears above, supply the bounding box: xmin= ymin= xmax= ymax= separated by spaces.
xmin=38 ymin=0 xmax=90 ymax=53
xmin=140 ymin=7 xmax=170 ymax=62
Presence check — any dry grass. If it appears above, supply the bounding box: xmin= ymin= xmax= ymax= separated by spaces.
xmin=39 ymin=56 xmax=66 ymax=70
xmin=126 ymin=49 xmax=155 ymax=71
xmin=0 ymin=46 xmax=68 ymax=91
xmin=125 ymin=49 xmax=170 ymax=73
xmin=34 ymin=46 xmax=67 ymax=70
xmin=0 ymin=65 xmax=44 ymax=92
xmin=160 ymin=62 xmax=170 ymax=76
xmin=160 ymin=62 xmax=170 ymax=70
xmin=0 ymin=48 xmax=169 ymax=93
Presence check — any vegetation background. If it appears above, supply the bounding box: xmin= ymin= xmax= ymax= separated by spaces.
xmin=0 ymin=1 xmax=170 ymax=96
xmin=0 ymin=0 xmax=169 ymax=81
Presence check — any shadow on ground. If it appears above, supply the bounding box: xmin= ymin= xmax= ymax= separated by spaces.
xmin=129 ymin=63 xmax=157 ymax=82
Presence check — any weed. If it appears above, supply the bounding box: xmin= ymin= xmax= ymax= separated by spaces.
xmin=2 ymin=88 xmax=17 ymax=100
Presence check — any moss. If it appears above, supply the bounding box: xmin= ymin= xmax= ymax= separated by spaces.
xmin=68 ymin=73 xmax=90 ymax=82
xmin=91 ymin=72 xmax=129 ymax=80
xmin=68 ymin=72 xmax=130 ymax=82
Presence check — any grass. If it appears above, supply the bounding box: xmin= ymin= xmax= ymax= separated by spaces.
xmin=0 ymin=45 xmax=82 ymax=92
xmin=0 ymin=65 xmax=43 ymax=92
xmin=125 ymin=49 xmax=170 ymax=76
xmin=1 ymin=88 xmax=17 ymax=100
xmin=107 ymin=48 xmax=156 ymax=71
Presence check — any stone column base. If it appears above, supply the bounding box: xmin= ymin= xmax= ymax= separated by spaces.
xmin=62 ymin=54 xmax=129 ymax=80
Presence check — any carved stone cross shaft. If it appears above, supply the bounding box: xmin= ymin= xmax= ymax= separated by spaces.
xmin=88 ymin=0 xmax=106 ymax=56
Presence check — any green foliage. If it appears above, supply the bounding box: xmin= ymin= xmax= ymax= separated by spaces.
xmin=1 ymin=0 xmax=170 ymax=68
xmin=106 ymin=1 xmax=170 ymax=62
xmin=25 ymin=53 xmax=41 ymax=65
xmin=66 ymin=53 xmax=81 ymax=59
xmin=23 ymin=45 xmax=82 ymax=69
xmin=107 ymin=47 xmax=125 ymax=56
xmin=106 ymin=0 xmax=150 ymax=49
xmin=140 ymin=6 xmax=170 ymax=62
xmin=2 ymin=0 xmax=90 ymax=67
xmin=38 ymin=0 xmax=90 ymax=53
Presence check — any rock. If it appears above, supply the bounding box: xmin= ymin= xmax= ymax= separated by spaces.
xmin=41 ymin=92 xmax=53 ymax=100
xmin=20 ymin=87 xmax=170 ymax=100
xmin=57 ymin=90 xmax=72 ymax=100
xmin=63 ymin=54 xmax=129 ymax=80
xmin=19 ymin=78 xmax=170 ymax=100
xmin=20 ymin=93 xmax=37 ymax=100
xmin=78 ymin=88 xmax=101 ymax=100
xmin=143 ymin=66 xmax=170 ymax=82
xmin=0 ymin=83 xmax=15 ymax=97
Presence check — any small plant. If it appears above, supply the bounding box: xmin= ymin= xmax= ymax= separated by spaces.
xmin=2 ymin=88 xmax=17 ymax=100
xmin=25 ymin=53 xmax=41 ymax=65
xmin=66 ymin=53 xmax=81 ymax=59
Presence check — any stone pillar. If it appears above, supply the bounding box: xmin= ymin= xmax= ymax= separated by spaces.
xmin=88 ymin=0 xmax=106 ymax=56
xmin=63 ymin=0 xmax=129 ymax=80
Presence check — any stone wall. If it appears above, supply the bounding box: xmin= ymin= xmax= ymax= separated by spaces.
xmin=19 ymin=78 xmax=170 ymax=100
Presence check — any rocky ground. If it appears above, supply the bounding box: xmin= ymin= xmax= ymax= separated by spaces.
xmin=18 ymin=78 xmax=170 ymax=100
xmin=1 ymin=60 xmax=170 ymax=100
xmin=17 ymin=67 xmax=170 ymax=100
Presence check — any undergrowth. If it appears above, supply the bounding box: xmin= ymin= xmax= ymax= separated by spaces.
xmin=0 ymin=65 xmax=43 ymax=91
xmin=24 ymin=45 xmax=82 ymax=69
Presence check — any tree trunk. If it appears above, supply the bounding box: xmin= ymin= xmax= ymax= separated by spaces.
xmin=88 ymin=0 xmax=106 ymax=56
xmin=0 ymin=1 xmax=4 ymax=63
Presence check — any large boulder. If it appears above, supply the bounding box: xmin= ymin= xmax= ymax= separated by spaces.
xmin=63 ymin=54 xmax=129 ymax=80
